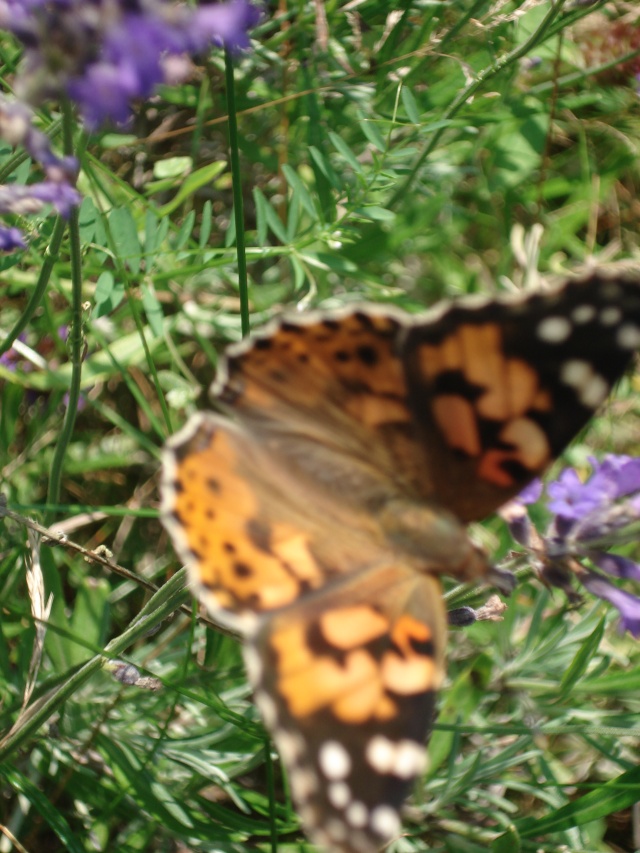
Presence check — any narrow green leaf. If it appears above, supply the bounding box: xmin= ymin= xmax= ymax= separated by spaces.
xmin=144 ymin=213 xmax=169 ymax=261
xmin=517 ymin=765 xmax=640 ymax=837
xmin=141 ymin=284 xmax=164 ymax=337
xmin=290 ymin=255 xmax=307 ymax=291
xmin=352 ymin=205 xmax=396 ymax=222
xmin=109 ymin=207 xmax=141 ymax=274
xmin=0 ymin=765 xmax=85 ymax=853
xmin=491 ymin=826 xmax=521 ymax=853
xmin=281 ymin=164 xmax=317 ymax=217
xmin=94 ymin=271 xmax=125 ymax=317
xmin=400 ymin=85 xmax=421 ymax=124
xmin=357 ymin=114 xmax=385 ymax=151
xmin=253 ymin=187 xmax=288 ymax=244
xmin=78 ymin=196 xmax=98 ymax=243
xmin=156 ymin=160 xmax=227 ymax=217
xmin=308 ymin=145 xmax=340 ymax=189
xmin=299 ymin=252 xmax=358 ymax=273
xmin=225 ymin=203 xmax=237 ymax=247
xmin=153 ymin=156 xmax=192 ymax=179
xmin=68 ymin=577 xmax=110 ymax=667
xmin=328 ymin=131 xmax=364 ymax=173
xmin=253 ymin=187 xmax=268 ymax=246
xmin=559 ymin=617 xmax=605 ymax=696
xmin=174 ymin=210 xmax=196 ymax=250
xmin=286 ymin=188 xmax=301 ymax=241
xmin=199 ymin=200 xmax=213 ymax=248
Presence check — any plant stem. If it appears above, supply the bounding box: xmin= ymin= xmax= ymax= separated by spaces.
xmin=46 ymin=102 xmax=86 ymax=522
xmin=0 ymin=216 xmax=66 ymax=360
xmin=225 ymin=48 xmax=250 ymax=337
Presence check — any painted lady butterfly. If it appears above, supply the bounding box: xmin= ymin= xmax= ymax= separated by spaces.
xmin=161 ymin=270 xmax=640 ymax=852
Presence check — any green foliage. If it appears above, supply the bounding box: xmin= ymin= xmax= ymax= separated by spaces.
xmin=1 ymin=2 xmax=640 ymax=852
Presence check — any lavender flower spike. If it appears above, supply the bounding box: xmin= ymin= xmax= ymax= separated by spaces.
xmin=504 ymin=454 xmax=640 ymax=637
xmin=1 ymin=0 xmax=261 ymax=131
xmin=0 ymin=182 xmax=81 ymax=218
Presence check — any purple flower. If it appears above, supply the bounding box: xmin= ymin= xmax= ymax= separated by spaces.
xmin=547 ymin=467 xmax=611 ymax=521
xmin=0 ymin=178 xmax=81 ymax=249
xmin=0 ymin=332 xmax=28 ymax=368
xmin=0 ymin=225 xmax=26 ymax=251
xmin=517 ymin=478 xmax=544 ymax=505
xmin=193 ymin=0 xmax=260 ymax=52
xmin=592 ymin=552 xmax=640 ymax=583
xmin=590 ymin=455 xmax=640 ymax=498
xmin=502 ymin=455 xmax=640 ymax=637
xmin=0 ymin=331 xmax=52 ymax=376
xmin=581 ymin=572 xmax=640 ymax=638
xmin=0 ymin=181 xmax=81 ymax=217
xmin=0 ymin=96 xmax=78 ymax=182
xmin=1 ymin=0 xmax=261 ymax=130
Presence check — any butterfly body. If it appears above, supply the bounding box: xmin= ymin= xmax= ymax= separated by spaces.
xmin=161 ymin=271 xmax=640 ymax=852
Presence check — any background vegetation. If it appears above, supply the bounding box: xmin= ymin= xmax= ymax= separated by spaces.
xmin=1 ymin=1 xmax=640 ymax=851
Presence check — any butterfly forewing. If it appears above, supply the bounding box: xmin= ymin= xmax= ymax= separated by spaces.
xmin=401 ymin=272 xmax=640 ymax=520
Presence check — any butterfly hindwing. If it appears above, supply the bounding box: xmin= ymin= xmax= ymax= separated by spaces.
xmin=246 ymin=565 xmax=446 ymax=853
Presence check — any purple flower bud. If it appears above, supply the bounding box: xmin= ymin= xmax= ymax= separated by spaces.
xmin=0 ymin=96 xmax=78 ymax=181
xmin=0 ymin=225 xmax=26 ymax=251
xmin=592 ymin=552 xmax=640 ymax=583
xmin=499 ymin=499 xmax=532 ymax=547
xmin=193 ymin=0 xmax=261 ymax=52
xmin=29 ymin=181 xmax=81 ymax=216
xmin=580 ymin=571 xmax=640 ymax=637
xmin=0 ymin=332 xmax=27 ymax=367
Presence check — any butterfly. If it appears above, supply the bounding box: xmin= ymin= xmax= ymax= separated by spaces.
xmin=161 ymin=270 xmax=640 ymax=853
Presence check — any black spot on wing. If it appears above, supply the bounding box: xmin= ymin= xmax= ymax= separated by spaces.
xmin=356 ymin=344 xmax=379 ymax=366
xmin=233 ymin=561 xmax=253 ymax=578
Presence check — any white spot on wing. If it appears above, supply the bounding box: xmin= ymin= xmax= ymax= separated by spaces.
xmin=326 ymin=818 xmax=348 ymax=842
xmin=536 ymin=316 xmax=572 ymax=343
xmin=346 ymin=801 xmax=368 ymax=828
xmin=572 ymin=304 xmax=596 ymax=324
xmin=328 ymin=781 xmax=351 ymax=809
xmin=319 ymin=741 xmax=352 ymax=780
xmin=370 ymin=805 xmax=401 ymax=839
xmin=242 ymin=645 xmax=262 ymax=683
xmin=599 ymin=306 xmax=622 ymax=326
xmin=275 ymin=730 xmax=305 ymax=766
xmin=289 ymin=766 xmax=318 ymax=802
xmin=253 ymin=690 xmax=277 ymax=728
xmin=617 ymin=323 xmax=640 ymax=349
xmin=394 ymin=740 xmax=427 ymax=778
xmin=366 ymin=735 xmax=395 ymax=773
xmin=560 ymin=359 xmax=609 ymax=408
xmin=366 ymin=735 xmax=425 ymax=778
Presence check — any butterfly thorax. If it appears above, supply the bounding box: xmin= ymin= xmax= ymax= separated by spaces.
xmin=377 ymin=497 xmax=490 ymax=581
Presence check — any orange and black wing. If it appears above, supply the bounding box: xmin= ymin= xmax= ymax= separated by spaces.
xmin=247 ymin=563 xmax=447 ymax=853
